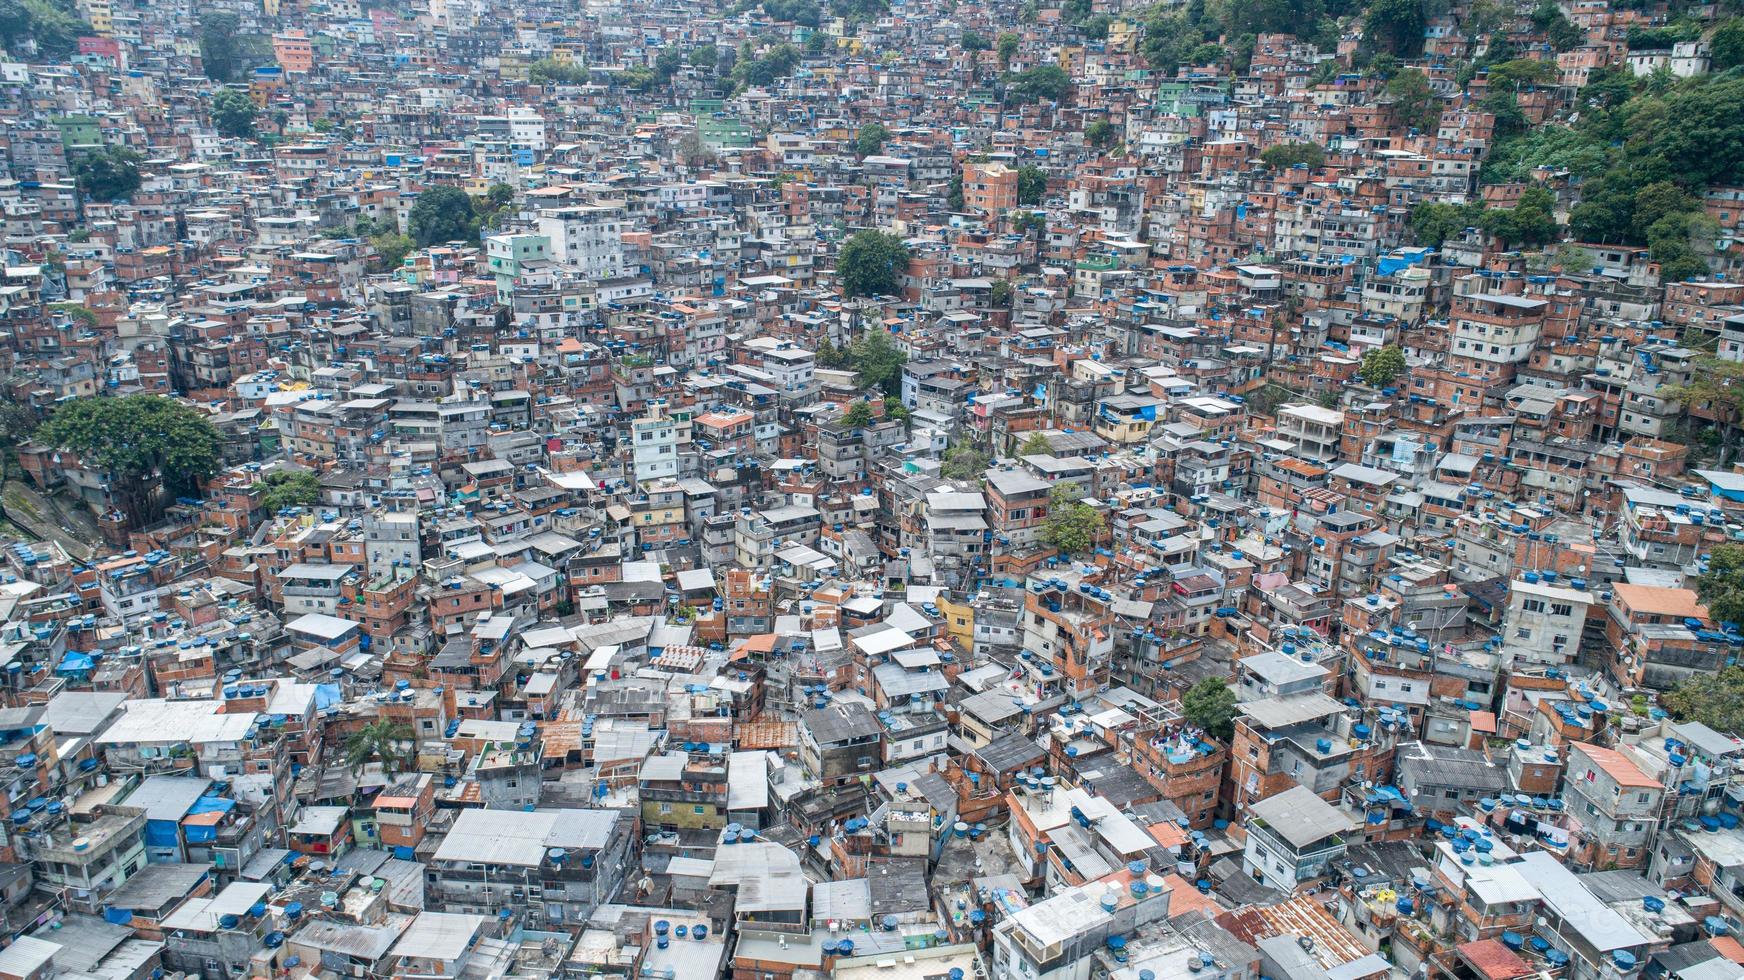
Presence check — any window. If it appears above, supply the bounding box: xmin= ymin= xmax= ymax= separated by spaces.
xmin=658 ymin=803 xmax=672 ymax=814
xmin=1521 ymin=599 xmax=1546 ymax=613
xmin=694 ymin=806 xmax=706 ymax=815
xmin=1551 ymin=603 xmax=1573 ymax=618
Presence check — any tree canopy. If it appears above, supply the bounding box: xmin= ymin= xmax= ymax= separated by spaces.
xmin=344 ymin=720 xmax=414 ymax=774
xmin=762 ymin=0 xmax=821 ymax=25
xmin=940 ymin=444 xmax=990 ymax=480
xmin=1384 ymin=69 xmax=1439 ymax=131
xmin=38 ymin=395 xmax=220 ymax=525
xmin=841 ymin=401 xmax=875 ymax=427
xmin=528 ymin=57 xmax=588 ymax=84
xmin=1364 ymin=0 xmax=1428 ymax=56
xmin=0 ymin=0 xmax=89 ymax=60
xmin=1260 ymin=142 xmax=1325 ymax=170
xmin=199 ymin=13 xmax=270 ymax=82
xmin=1042 ymin=486 xmax=1103 ymax=555
xmin=1182 ymin=677 xmax=1238 ymax=741
xmin=255 ymin=470 xmax=321 ymax=512
xmin=1006 ymin=63 xmax=1070 ymax=103
xmin=409 ymin=186 xmax=480 ymax=246
xmin=71 ymin=146 xmax=142 ymax=203
xmin=1085 ymin=119 xmax=1118 ymax=150
xmin=1016 ymin=165 xmax=1046 ymax=206
xmin=844 ymin=327 xmax=908 ymax=394
xmin=1663 ymin=667 xmax=1744 ymax=736
xmin=854 ymin=122 xmax=891 ymax=157
xmin=1358 ymin=346 xmax=1407 ymax=387
xmin=837 ymin=230 xmax=909 ymax=298
xmin=1409 ymin=200 xmax=1486 ymax=247
xmin=1697 ymin=545 xmax=1744 ymax=626
xmin=210 ymin=88 xmax=259 ymax=139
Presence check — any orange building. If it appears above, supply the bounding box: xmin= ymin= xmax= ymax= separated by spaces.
xmin=272 ymin=31 xmax=314 ymax=73
xmin=963 ymin=161 xmax=1017 ymax=217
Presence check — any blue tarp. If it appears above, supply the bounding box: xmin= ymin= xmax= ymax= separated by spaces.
xmin=189 ymin=797 xmax=235 ymax=816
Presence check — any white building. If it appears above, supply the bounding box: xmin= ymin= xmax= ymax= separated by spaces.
xmin=535 ymin=206 xmax=627 ymax=280
xmin=1502 ymin=575 xmax=1595 ymax=668
xmin=630 ymin=402 xmax=679 ymax=484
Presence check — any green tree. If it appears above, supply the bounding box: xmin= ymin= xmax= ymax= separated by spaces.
xmin=831 ymin=0 xmax=886 ymax=26
xmin=199 ymin=13 xmax=268 ymax=82
xmin=48 ymin=303 xmax=97 ymax=327
xmin=1663 ymin=667 xmax=1744 ymax=735
xmin=854 ymin=122 xmax=890 ymax=157
xmin=70 ymin=146 xmax=142 ymax=203
xmin=1259 ymin=142 xmax=1325 ymax=169
xmin=210 ymin=88 xmax=259 ymax=139
xmin=1533 ymin=2 xmax=1583 ymax=50
xmin=1358 ymin=345 xmax=1407 ymax=387
xmin=962 ymin=29 xmax=991 ymax=50
xmin=837 ymin=229 xmax=909 ymax=297
xmin=653 ymin=47 xmax=684 ymax=85
xmin=1664 ymin=357 xmax=1744 ymax=463
xmin=1187 ymin=41 xmax=1225 ymax=64
xmin=816 ymin=337 xmax=849 ymax=368
xmin=1479 ymin=91 xmax=1527 ymax=138
xmin=1483 ymin=185 xmax=1558 ymax=248
xmin=38 ymin=394 xmax=220 ymax=525
xmin=940 ymin=443 xmax=990 ymax=480
xmin=988 ymin=279 xmax=1014 ymax=308
xmin=763 ymin=0 xmax=821 ymax=24
xmin=0 ymin=403 xmax=38 ymax=481
xmin=689 ymin=45 xmax=719 ymax=69
xmin=1696 ymin=545 xmax=1744 ymax=626
xmin=344 ymin=720 xmax=415 ymax=775
xmin=1485 ymin=57 xmax=1556 ymax=88
xmin=1085 ymin=119 xmax=1118 ymax=150
xmin=841 ymin=400 xmax=875 ymax=427
xmin=846 ymin=326 xmax=907 ymax=393
xmin=0 ymin=0 xmax=88 ymax=60
xmin=1364 ymin=0 xmax=1428 ymax=56
xmin=1629 ymin=181 xmax=1697 ymax=243
xmin=1006 ymin=63 xmax=1070 ymax=103
xmin=1042 ymin=487 xmax=1104 ymax=555
xmin=947 ymin=172 xmax=964 ymax=210
xmin=1648 ymin=211 xmax=1715 ymax=282
xmin=254 ymin=470 xmax=321 ymax=512
xmin=1081 ymin=13 xmax=1111 ymax=39
xmin=1384 ymin=69 xmax=1439 ymax=131
xmin=1020 ymin=431 xmax=1054 ymax=456
xmin=371 ymin=232 xmax=415 ymax=270
xmin=528 ymin=57 xmax=588 ymax=84
xmin=996 ymin=31 xmax=1019 ymax=68
xmin=408 ymin=186 xmax=479 ymax=246
xmin=1715 ymin=19 xmax=1744 ymax=71
xmin=1181 ymin=677 xmax=1238 ymax=741
xmin=730 ymin=42 xmax=802 ymax=92
xmin=1016 ymin=164 xmax=1046 ymax=206
xmin=883 ymin=397 xmax=910 ymax=423
xmin=1137 ymin=6 xmax=1206 ymax=74
xmin=1410 ymin=201 xmax=1485 ymax=248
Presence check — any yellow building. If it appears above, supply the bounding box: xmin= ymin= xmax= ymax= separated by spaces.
xmin=935 ymin=593 xmax=976 ymax=653
xmin=79 ymin=0 xmax=112 ymax=34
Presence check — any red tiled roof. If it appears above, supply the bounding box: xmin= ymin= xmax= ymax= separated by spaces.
xmin=1457 ymin=940 xmax=1532 ymax=980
